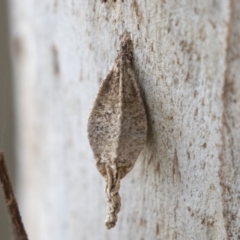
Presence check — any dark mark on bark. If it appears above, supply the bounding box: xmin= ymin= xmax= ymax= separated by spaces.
xmin=155 ymin=223 xmax=160 ymax=235
xmin=173 ymin=149 xmax=181 ymax=183
xmin=194 ymin=108 xmax=198 ymax=117
xmin=51 ymin=45 xmax=60 ymax=76
xmin=12 ymin=36 xmax=23 ymax=58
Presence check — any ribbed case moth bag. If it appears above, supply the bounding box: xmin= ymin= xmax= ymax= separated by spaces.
xmin=87 ymin=32 xmax=147 ymax=229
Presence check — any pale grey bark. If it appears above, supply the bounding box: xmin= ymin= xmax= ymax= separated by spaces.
xmin=8 ymin=0 xmax=240 ymax=239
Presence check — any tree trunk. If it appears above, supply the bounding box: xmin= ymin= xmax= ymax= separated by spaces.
xmin=9 ymin=0 xmax=240 ymax=239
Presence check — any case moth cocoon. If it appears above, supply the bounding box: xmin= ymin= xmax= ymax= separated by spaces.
xmin=87 ymin=32 xmax=147 ymax=229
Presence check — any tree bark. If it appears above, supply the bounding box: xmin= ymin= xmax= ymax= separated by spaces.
xmin=8 ymin=0 xmax=240 ymax=239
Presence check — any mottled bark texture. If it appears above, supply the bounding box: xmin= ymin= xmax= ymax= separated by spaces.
xmin=8 ymin=0 xmax=240 ymax=239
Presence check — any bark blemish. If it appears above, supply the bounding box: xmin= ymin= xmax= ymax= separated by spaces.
xmin=88 ymin=43 xmax=93 ymax=51
xmin=194 ymin=90 xmax=197 ymax=98
xmin=155 ymin=223 xmax=160 ymax=235
xmin=150 ymin=44 xmax=154 ymax=52
xmin=12 ymin=36 xmax=24 ymax=58
xmin=173 ymin=149 xmax=181 ymax=183
xmin=53 ymin=0 xmax=58 ymax=11
xmin=155 ymin=161 xmax=160 ymax=174
xmin=131 ymin=0 xmax=143 ymax=25
xmin=174 ymin=78 xmax=179 ymax=85
xmin=194 ymin=108 xmax=198 ymax=117
xmin=202 ymin=161 xmax=206 ymax=169
xmin=79 ymin=70 xmax=83 ymax=82
xmin=131 ymin=0 xmax=140 ymax=17
xmin=139 ymin=218 xmax=146 ymax=226
xmin=101 ymin=0 xmax=117 ymax=3
xmin=51 ymin=45 xmax=60 ymax=76
xmin=206 ymin=220 xmax=216 ymax=239
xmin=202 ymin=143 xmax=207 ymax=148
xmin=148 ymin=154 xmax=154 ymax=164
